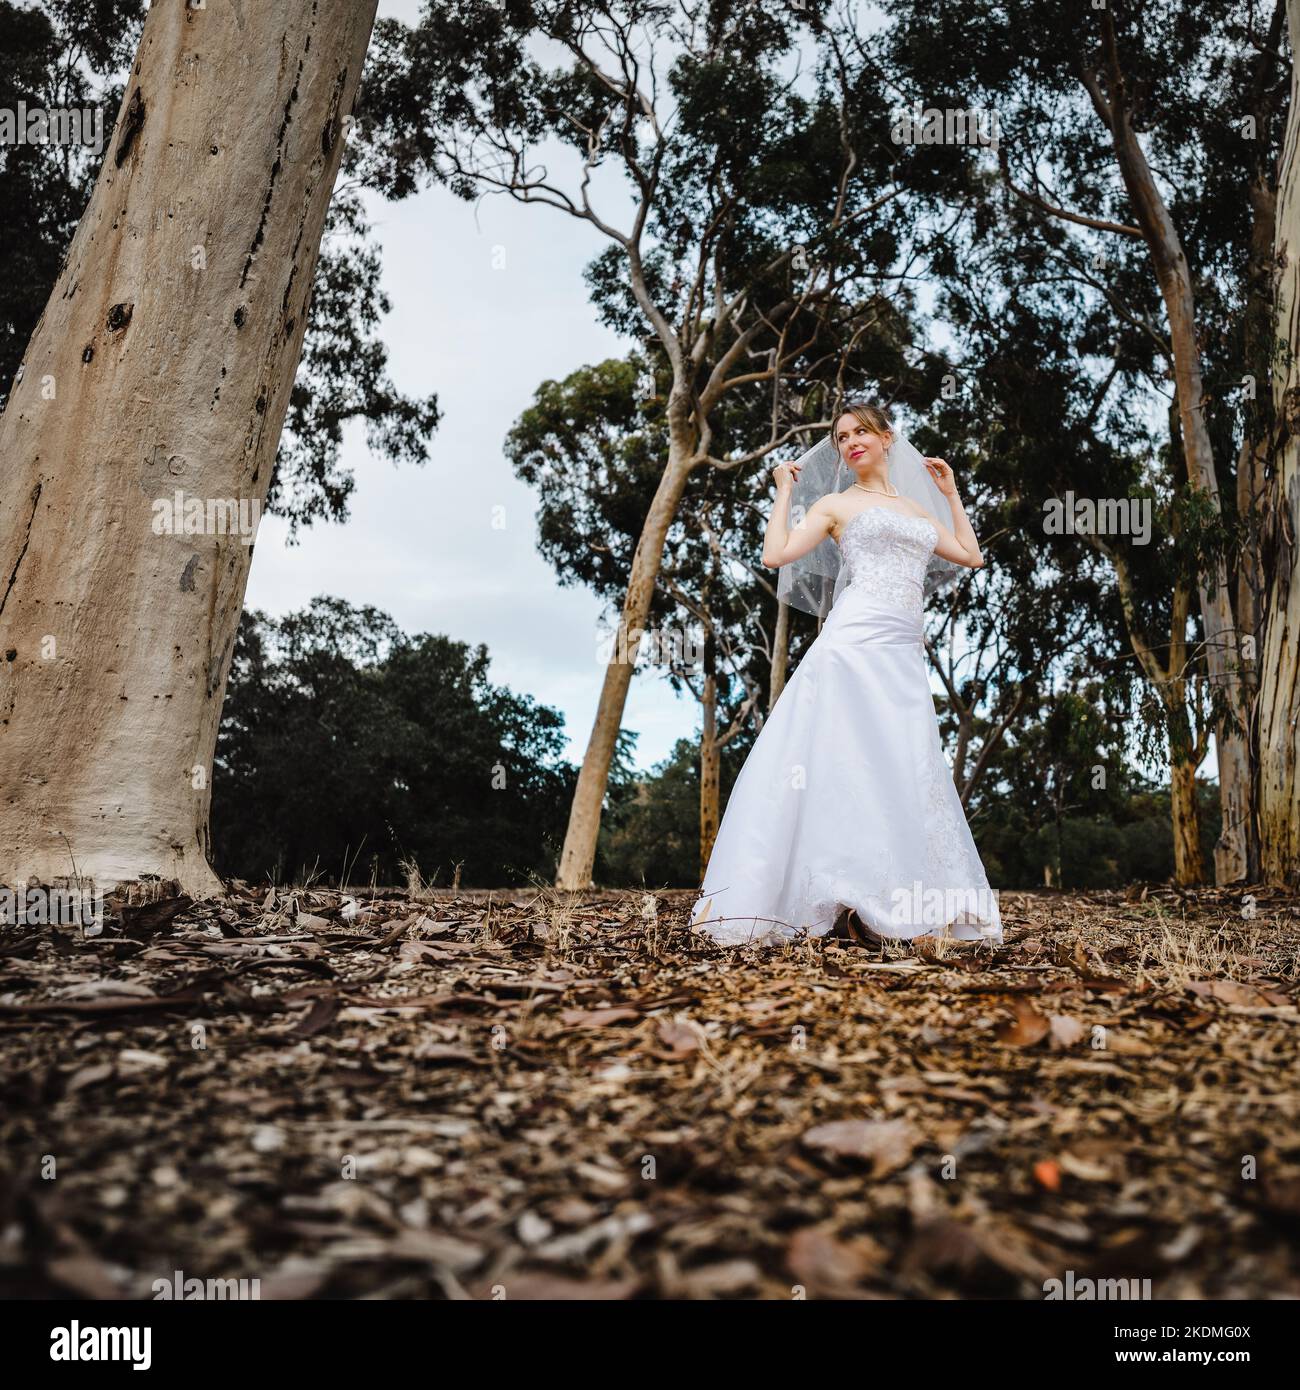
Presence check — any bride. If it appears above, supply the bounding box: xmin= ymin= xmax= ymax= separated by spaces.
xmin=689 ymin=401 xmax=1003 ymax=949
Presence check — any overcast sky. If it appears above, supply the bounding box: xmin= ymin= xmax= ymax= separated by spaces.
xmin=245 ymin=0 xmax=696 ymax=773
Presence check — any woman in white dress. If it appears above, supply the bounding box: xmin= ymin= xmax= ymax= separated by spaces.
xmin=690 ymin=402 xmax=1003 ymax=949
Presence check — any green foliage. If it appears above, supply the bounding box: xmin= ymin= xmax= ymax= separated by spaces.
xmin=962 ymin=681 xmax=1220 ymax=887
xmin=597 ymin=734 xmax=749 ymax=888
xmin=0 ymin=2 xmax=438 ymax=524
xmin=0 ymin=0 xmax=142 ymax=401
xmin=879 ymin=0 xmax=1288 ymax=772
xmin=212 ymin=599 xmax=576 ymax=888
xmin=270 ymin=190 xmax=441 ymax=534
xmin=506 ymin=357 xmax=668 ymax=601
xmin=977 ymin=782 xmax=1221 ymax=890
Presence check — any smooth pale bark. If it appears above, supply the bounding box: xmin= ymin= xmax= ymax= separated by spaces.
xmin=1084 ymin=20 xmax=1252 ymax=883
xmin=557 ymin=446 xmax=694 ymax=888
xmin=0 ymin=0 xmax=378 ymax=896
xmin=1238 ymin=163 xmax=1277 ymax=669
xmin=1237 ymin=86 xmax=1282 ymax=884
xmin=1259 ymin=0 xmax=1300 ymax=886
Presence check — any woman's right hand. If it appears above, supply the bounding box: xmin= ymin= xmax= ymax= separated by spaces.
xmin=773 ymin=458 xmax=802 ymax=492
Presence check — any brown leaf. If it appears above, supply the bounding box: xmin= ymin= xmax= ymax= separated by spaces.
xmin=654 ymin=1017 xmax=700 ymax=1056
xmin=901 ymin=1217 xmax=1055 ymax=1288
xmin=786 ymin=1226 xmax=885 ymax=1296
xmin=1057 ymin=1150 xmax=1116 ymax=1182
xmin=1048 ymin=1014 xmax=1086 ymax=1049
xmin=492 ymin=1271 xmax=641 ymax=1300
xmin=802 ymin=1118 xmax=918 ymax=1177
xmin=995 ymin=1001 xmax=1051 ymax=1047
xmin=385 ymin=1228 xmax=484 ymax=1272
xmin=1188 ymin=979 xmax=1286 ymax=1008
xmin=286 ymin=994 xmax=341 ymax=1040
xmin=560 ymin=1006 xmax=640 ymax=1028
xmin=46 ymin=1253 xmax=124 ymax=1299
xmin=412 ymin=1042 xmax=484 ymax=1067
xmin=119 ymin=895 xmax=193 ymax=938
xmin=678 ymin=1259 xmax=761 ymax=1297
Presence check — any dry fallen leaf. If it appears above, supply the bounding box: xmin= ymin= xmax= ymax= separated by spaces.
xmin=995 ymin=1000 xmax=1051 ymax=1047
xmin=1048 ymin=1014 xmax=1086 ymax=1049
xmin=1188 ymin=979 xmax=1289 ymax=1008
xmin=801 ymin=1118 xmax=918 ymax=1178
xmin=653 ymin=1016 xmax=701 ymax=1057
xmin=559 ymin=1006 xmax=641 ymax=1028
xmin=786 ymin=1225 xmax=886 ymax=1297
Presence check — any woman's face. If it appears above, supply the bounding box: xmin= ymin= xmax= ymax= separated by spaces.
xmin=835 ymin=413 xmax=891 ymax=468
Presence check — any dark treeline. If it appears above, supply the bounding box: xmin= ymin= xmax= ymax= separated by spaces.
xmin=212 ymin=599 xmax=575 ymax=890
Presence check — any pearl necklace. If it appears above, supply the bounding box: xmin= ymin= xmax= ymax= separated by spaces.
xmin=853 ymin=482 xmax=898 ymax=497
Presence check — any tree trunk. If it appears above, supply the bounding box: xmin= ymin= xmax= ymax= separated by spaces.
xmin=1237 ymin=145 xmax=1280 ymax=885
xmin=1168 ymin=730 xmax=1207 ymax=887
xmin=698 ymin=634 xmax=720 ymax=881
xmin=555 ymin=444 xmax=694 ymax=888
xmin=769 ymin=596 xmax=789 ymax=710
xmin=1259 ymin=0 xmax=1300 ymax=886
xmin=0 ymin=0 xmax=377 ymax=896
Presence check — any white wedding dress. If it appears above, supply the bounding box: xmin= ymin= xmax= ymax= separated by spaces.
xmin=690 ymin=507 xmax=1003 ymax=947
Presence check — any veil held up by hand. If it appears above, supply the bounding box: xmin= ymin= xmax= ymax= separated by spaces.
xmin=774 ymin=423 xmax=962 ymax=619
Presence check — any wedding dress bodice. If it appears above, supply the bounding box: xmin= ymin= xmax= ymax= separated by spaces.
xmin=838 ymin=508 xmax=938 ymax=618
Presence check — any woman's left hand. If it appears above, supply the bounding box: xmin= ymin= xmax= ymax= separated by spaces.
xmin=924 ymin=456 xmax=958 ymax=497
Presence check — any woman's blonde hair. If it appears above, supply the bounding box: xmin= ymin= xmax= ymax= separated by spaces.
xmin=833 ymin=401 xmax=894 ymax=456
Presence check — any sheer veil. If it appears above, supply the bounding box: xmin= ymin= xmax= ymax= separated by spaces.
xmin=775 ymin=421 xmax=963 ymax=619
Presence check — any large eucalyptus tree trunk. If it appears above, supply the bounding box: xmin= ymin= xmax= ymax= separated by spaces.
xmin=1259 ymin=0 xmax=1300 ymax=887
xmin=0 ymin=0 xmax=378 ymax=897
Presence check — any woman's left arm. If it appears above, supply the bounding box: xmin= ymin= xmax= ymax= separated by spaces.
xmin=923 ymin=456 xmax=984 ymax=569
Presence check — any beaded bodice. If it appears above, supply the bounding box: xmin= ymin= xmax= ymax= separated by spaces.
xmin=837 ymin=508 xmax=938 ymax=617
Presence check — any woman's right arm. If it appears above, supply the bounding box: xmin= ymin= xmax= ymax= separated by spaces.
xmin=762 ymin=461 xmax=834 ymax=567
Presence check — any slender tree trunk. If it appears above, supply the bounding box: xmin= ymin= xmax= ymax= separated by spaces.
xmin=1236 ymin=433 xmax=1267 ymax=688
xmin=1259 ymin=0 xmax=1300 ymax=886
xmin=1240 ymin=166 xmax=1277 ymax=660
xmin=698 ymin=633 xmax=720 ymax=880
xmin=1238 ymin=152 xmax=1280 ymax=885
xmin=556 ymin=439 xmax=695 ymax=888
xmin=0 ymin=0 xmax=377 ymax=896
xmin=1168 ymin=715 xmax=1207 ymax=887
xmin=1087 ymin=28 xmax=1253 ymax=882
xmin=769 ymin=596 xmax=789 ymax=710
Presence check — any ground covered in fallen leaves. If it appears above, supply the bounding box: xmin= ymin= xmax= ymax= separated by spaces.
xmin=2 ymin=884 xmax=1299 ymax=1299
